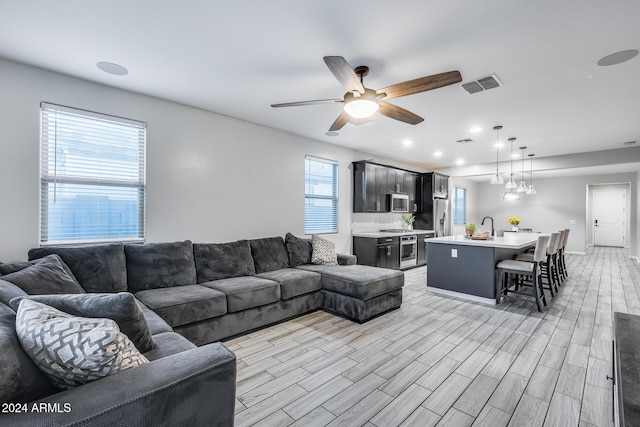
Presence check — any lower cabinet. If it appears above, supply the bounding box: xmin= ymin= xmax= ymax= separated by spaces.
xmin=417 ymin=232 xmax=434 ymax=266
xmin=353 ymin=236 xmax=400 ymax=270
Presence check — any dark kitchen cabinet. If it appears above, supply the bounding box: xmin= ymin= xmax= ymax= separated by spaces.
xmin=388 ymin=169 xmax=405 ymax=194
xmin=417 ymin=232 xmax=434 ymax=265
xmin=353 ymin=161 xmax=389 ymax=212
xmin=353 ymin=236 xmax=399 ymax=269
xmin=416 ymin=172 xmax=450 ymax=212
xmin=405 ymin=172 xmax=417 ymax=213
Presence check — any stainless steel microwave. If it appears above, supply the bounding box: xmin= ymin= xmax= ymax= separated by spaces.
xmin=387 ymin=193 xmax=409 ymax=212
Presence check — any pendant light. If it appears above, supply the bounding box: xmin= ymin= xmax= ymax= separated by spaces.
xmin=503 ymin=137 xmax=519 ymax=199
xmin=490 ymin=125 xmax=504 ymax=184
xmin=527 ymin=153 xmax=537 ymax=195
xmin=505 ymin=138 xmax=517 ymax=189
xmin=517 ymin=146 xmax=528 ymax=192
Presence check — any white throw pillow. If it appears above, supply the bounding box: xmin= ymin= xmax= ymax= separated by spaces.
xmin=311 ymin=235 xmax=338 ymax=266
xmin=15 ymin=299 xmax=149 ymax=389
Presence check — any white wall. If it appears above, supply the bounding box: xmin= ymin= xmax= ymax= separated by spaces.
xmin=0 ymin=58 xmax=401 ymax=261
xmin=476 ymin=172 xmax=638 ymax=254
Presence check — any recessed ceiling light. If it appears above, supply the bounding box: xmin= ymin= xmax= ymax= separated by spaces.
xmin=469 ymin=127 xmax=482 ymax=134
xmin=456 ymin=159 xmax=465 ymax=166
xmin=494 ymin=143 xmax=504 ymax=148
xmin=97 ymin=62 xmax=128 ymax=76
xmin=434 ymin=151 xmax=443 ymax=157
xmin=597 ymin=49 xmax=638 ymax=66
xmin=511 ymin=153 xmax=520 ymax=158
xmin=402 ymin=140 xmax=413 ymax=147
xmin=325 ymin=131 xmax=339 ymax=136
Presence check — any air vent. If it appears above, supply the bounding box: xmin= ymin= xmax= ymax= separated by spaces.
xmin=461 ymin=74 xmax=503 ymax=94
xmin=456 ymin=139 xmax=473 ymax=144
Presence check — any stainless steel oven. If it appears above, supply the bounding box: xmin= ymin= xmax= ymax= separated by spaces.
xmin=400 ymin=235 xmax=418 ymax=268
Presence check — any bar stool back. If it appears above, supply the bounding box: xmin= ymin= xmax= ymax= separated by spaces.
xmin=496 ymin=234 xmax=551 ymax=312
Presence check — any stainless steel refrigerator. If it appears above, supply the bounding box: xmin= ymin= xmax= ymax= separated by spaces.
xmin=414 ymin=173 xmax=451 ymax=237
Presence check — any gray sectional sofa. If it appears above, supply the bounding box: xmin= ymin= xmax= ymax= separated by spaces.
xmin=0 ymin=233 xmax=404 ymax=426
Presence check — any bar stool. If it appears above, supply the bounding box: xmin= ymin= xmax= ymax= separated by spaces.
xmin=496 ymin=234 xmax=551 ymax=312
xmin=558 ymin=228 xmax=570 ymax=280
xmin=516 ymin=232 xmax=561 ymax=295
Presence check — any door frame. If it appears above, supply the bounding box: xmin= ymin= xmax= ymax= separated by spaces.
xmin=586 ymin=182 xmax=630 ymax=248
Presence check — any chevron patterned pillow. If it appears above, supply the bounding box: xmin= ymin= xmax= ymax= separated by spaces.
xmin=311 ymin=235 xmax=338 ymax=266
xmin=15 ymin=299 xmax=149 ymax=389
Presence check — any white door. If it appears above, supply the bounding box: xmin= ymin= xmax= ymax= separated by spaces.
xmin=593 ymin=189 xmax=625 ymax=247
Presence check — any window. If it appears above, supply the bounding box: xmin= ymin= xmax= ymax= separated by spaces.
xmin=40 ymin=103 xmax=146 ymax=244
xmin=453 ymin=186 xmax=467 ymax=225
xmin=304 ymin=156 xmax=338 ymax=234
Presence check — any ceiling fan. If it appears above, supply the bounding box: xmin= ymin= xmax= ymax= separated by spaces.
xmin=271 ymin=56 xmax=462 ymax=131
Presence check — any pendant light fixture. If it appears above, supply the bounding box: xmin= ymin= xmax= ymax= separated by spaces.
xmin=490 ymin=125 xmax=504 ymax=184
xmin=527 ymin=153 xmax=537 ymax=195
xmin=517 ymin=146 xmax=528 ymax=192
xmin=503 ymin=137 xmax=519 ymax=199
xmin=505 ymin=137 xmax=518 ymax=189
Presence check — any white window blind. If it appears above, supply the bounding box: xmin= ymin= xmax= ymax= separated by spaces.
xmin=453 ymin=186 xmax=467 ymax=225
xmin=305 ymin=156 xmax=338 ymax=234
xmin=40 ymin=102 xmax=146 ymax=245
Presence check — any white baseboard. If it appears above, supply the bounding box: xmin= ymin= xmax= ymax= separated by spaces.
xmin=566 ymin=251 xmax=586 ymax=255
xmin=426 ymin=287 xmax=496 ymax=305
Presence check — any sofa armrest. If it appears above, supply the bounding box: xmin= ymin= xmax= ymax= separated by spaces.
xmin=338 ymin=253 xmax=357 ymax=265
xmin=2 ymin=343 xmax=236 ymax=427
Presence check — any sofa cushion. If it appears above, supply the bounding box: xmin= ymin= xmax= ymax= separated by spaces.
xmin=29 ymin=243 xmax=127 ymax=293
xmin=194 ymin=240 xmax=255 ymax=282
xmin=201 ymin=276 xmax=280 ymax=313
xmin=311 ymin=235 xmax=338 ymax=266
xmin=9 ymin=293 xmax=155 ymax=353
xmin=297 ymin=264 xmax=404 ymax=300
xmin=249 ymin=237 xmax=290 ymax=274
xmin=257 ymin=268 xmax=322 ymax=300
xmin=125 ymin=241 xmax=197 ymax=292
xmin=142 ymin=332 xmax=196 ymax=362
xmin=285 ymin=233 xmax=312 ymax=267
xmin=137 ymin=300 xmax=173 ymax=335
xmin=15 ymin=299 xmax=149 ymax=390
xmin=0 ymin=255 xmax=84 ymax=295
xmin=135 ymin=285 xmax=227 ymax=328
xmin=0 ymin=260 xmax=36 ymax=275
xmin=0 ymin=279 xmax=28 ymax=306
xmin=0 ymin=302 xmax=57 ymax=404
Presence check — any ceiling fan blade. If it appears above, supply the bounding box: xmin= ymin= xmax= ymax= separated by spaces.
xmin=378 ymin=102 xmax=424 ymax=125
xmin=329 ymin=110 xmax=350 ymax=131
xmin=377 ymin=71 xmax=462 ymax=100
xmin=323 ymin=56 xmax=365 ymax=94
xmin=271 ymin=99 xmax=343 ymax=108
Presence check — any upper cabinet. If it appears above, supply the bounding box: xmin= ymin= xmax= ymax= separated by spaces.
xmin=416 ymin=172 xmax=450 ymax=212
xmin=353 ymin=161 xmax=419 ymax=213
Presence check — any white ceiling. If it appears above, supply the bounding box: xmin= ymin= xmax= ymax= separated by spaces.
xmin=1 ymin=1 xmax=639 ymax=170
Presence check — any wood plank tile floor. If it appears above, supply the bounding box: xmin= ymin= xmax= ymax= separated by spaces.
xmin=226 ymin=247 xmax=639 ymax=426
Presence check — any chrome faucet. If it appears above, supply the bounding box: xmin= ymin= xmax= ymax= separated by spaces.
xmin=481 ymin=216 xmax=495 ymax=237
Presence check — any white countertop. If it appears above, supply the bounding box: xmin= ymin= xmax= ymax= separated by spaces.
xmin=427 ymin=233 xmax=541 ymax=249
xmin=352 ymin=229 xmax=435 ymax=238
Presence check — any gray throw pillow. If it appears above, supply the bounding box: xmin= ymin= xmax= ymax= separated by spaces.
xmin=0 ymin=261 xmax=35 ymax=276
xmin=311 ymin=235 xmax=338 ymax=266
xmin=0 ymin=279 xmax=28 ymax=306
xmin=0 ymin=255 xmax=84 ymax=295
xmin=285 ymin=233 xmax=312 ymax=267
xmin=15 ymin=299 xmax=149 ymax=389
xmin=28 ymin=243 xmax=128 ymax=293
xmin=10 ymin=293 xmax=155 ymax=353
xmin=194 ymin=240 xmax=255 ymax=282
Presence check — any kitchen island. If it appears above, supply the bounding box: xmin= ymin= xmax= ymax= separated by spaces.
xmin=426 ymin=234 xmax=539 ymax=302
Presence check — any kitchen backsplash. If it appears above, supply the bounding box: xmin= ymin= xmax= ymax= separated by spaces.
xmin=351 ymin=213 xmax=413 ymax=233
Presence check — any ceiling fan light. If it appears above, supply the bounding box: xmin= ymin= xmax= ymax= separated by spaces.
xmin=343 ymin=89 xmax=379 ymax=119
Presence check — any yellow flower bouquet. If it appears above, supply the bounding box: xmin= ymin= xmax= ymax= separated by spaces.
xmin=508 ymin=217 xmax=520 ymax=226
